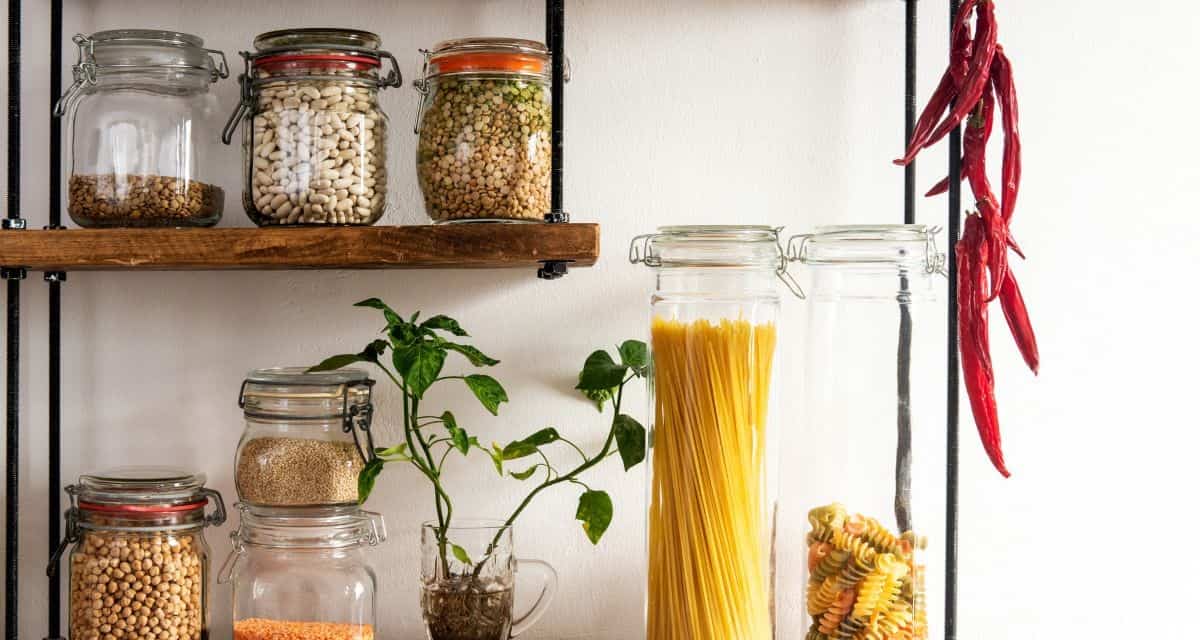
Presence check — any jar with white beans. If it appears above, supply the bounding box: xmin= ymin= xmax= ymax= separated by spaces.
xmin=222 ymin=29 xmax=401 ymax=226
xmin=415 ymin=38 xmax=561 ymax=223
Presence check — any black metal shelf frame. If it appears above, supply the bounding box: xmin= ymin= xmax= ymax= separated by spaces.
xmin=2 ymin=1 xmax=964 ymax=638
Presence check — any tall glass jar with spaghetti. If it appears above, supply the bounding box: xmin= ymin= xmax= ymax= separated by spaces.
xmin=780 ymin=225 xmax=947 ymax=640
xmin=630 ymin=226 xmax=801 ymax=640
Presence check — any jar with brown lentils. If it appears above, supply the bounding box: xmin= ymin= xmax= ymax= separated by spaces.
xmin=58 ymin=467 xmax=226 ymax=640
xmin=415 ymin=38 xmax=556 ymax=223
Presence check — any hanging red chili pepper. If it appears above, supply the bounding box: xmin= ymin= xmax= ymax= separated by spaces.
xmin=893 ymin=0 xmax=1037 ymax=477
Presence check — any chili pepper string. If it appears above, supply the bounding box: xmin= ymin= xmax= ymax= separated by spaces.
xmin=894 ymin=0 xmax=1037 ymax=477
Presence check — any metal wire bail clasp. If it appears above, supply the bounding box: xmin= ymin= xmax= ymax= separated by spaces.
xmin=221 ymin=52 xmax=255 ymax=145
xmin=205 ymin=48 xmax=231 ymax=82
xmin=217 ymin=519 xmax=246 ymax=585
xmin=344 ymin=380 xmax=378 ymax=464
xmin=924 ymin=225 xmax=949 ymax=276
xmin=53 ymin=34 xmax=97 ymax=117
xmin=411 ymin=48 xmax=434 ymax=134
xmin=773 ymin=227 xmax=806 ymax=299
xmin=47 ymin=485 xmax=82 ymax=576
xmin=628 ymin=233 xmax=661 ymax=267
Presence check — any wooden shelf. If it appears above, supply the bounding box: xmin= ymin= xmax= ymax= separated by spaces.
xmin=0 ymin=224 xmax=600 ymax=271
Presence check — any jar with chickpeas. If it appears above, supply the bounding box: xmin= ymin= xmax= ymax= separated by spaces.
xmin=222 ymin=29 xmax=401 ymax=226
xmin=55 ymin=467 xmax=226 ymax=640
xmin=415 ymin=38 xmax=559 ymax=223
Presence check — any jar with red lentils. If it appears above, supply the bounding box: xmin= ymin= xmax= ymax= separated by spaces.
xmin=56 ymin=467 xmax=226 ymax=640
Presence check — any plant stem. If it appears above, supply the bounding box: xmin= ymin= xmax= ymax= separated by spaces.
xmin=470 ymin=383 xmax=626 ymax=578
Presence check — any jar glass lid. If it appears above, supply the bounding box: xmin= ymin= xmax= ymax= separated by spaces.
xmin=241 ymin=367 xmax=373 ymax=420
xmin=236 ymin=506 xmax=386 ymax=548
xmin=75 ymin=466 xmax=208 ymax=506
xmin=792 ymin=224 xmax=945 ymax=272
xmin=632 ymin=225 xmax=784 ymax=269
xmin=428 ymin=37 xmax=550 ymax=78
xmin=254 ymin=28 xmax=382 ymax=52
xmin=82 ymin=29 xmax=219 ymax=74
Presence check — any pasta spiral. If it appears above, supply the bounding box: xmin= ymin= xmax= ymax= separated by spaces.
xmin=803 ymin=504 xmax=928 ymax=640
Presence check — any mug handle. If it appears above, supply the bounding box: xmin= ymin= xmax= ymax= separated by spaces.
xmin=510 ymin=558 xmax=558 ymax=637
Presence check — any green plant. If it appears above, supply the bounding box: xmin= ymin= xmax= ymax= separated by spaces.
xmin=310 ymin=299 xmax=647 ymax=574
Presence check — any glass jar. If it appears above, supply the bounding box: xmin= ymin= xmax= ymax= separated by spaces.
xmin=780 ymin=225 xmax=947 ymax=640
xmin=235 ymin=367 xmax=376 ymax=509
xmin=415 ymin=38 xmax=556 ymax=223
xmin=55 ymin=467 xmax=226 ymax=640
xmin=222 ymin=28 xmax=401 ymax=226
xmin=630 ymin=226 xmax=799 ymax=640
xmin=220 ymin=506 xmax=385 ymax=640
xmin=54 ymin=30 xmax=229 ymax=227
xmin=420 ymin=520 xmax=557 ymax=640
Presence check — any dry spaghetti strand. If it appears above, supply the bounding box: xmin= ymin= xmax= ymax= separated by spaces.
xmin=647 ymin=317 xmax=777 ymax=640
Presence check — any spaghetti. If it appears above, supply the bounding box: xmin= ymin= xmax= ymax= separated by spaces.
xmin=647 ymin=317 xmax=777 ymax=640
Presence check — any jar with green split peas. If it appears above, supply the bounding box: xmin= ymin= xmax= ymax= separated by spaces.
xmin=54 ymin=467 xmax=227 ymax=640
xmin=54 ymin=30 xmax=229 ymax=227
xmin=414 ymin=38 xmax=556 ymax=223
xmin=779 ymin=225 xmax=947 ymax=640
xmin=235 ymin=368 xmax=376 ymax=509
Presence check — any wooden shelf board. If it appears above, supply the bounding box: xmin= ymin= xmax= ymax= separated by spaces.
xmin=0 ymin=224 xmax=600 ymax=271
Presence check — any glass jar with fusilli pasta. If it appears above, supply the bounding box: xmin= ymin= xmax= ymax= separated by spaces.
xmin=780 ymin=225 xmax=948 ymax=640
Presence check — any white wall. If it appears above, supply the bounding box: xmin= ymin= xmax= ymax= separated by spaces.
xmin=3 ymin=0 xmax=1198 ymax=638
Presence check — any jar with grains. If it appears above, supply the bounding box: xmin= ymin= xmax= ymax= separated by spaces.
xmin=414 ymin=38 xmax=560 ymax=223
xmin=219 ymin=506 xmax=386 ymax=640
xmin=54 ymin=30 xmax=229 ymax=227
xmin=222 ymin=28 xmax=401 ymax=226
xmin=52 ymin=467 xmax=227 ymax=640
xmin=235 ymin=367 xmax=377 ymax=508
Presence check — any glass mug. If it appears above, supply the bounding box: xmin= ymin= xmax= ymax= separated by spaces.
xmin=420 ymin=520 xmax=557 ymax=640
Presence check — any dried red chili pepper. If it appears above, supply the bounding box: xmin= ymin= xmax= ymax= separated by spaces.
xmin=991 ymin=45 xmax=1021 ymax=223
xmin=896 ymin=0 xmax=998 ymax=165
xmin=958 ymin=216 xmax=1010 ymax=478
xmin=999 ymin=270 xmax=1039 ymax=374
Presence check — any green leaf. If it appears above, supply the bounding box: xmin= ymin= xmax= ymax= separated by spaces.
xmin=444 ymin=342 xmax=500 ymax=367
xmin=510 ymin=465 xmax=539 ymax=481
xmin=355 ymin=298 xmax=404 ymax=327
xmin=309 ymin=353 xmax=365 ymax=373
xmin=450 ymin=544 xmax=472 ymax=565
xmin=488 ymin=444 xmax=505 ymax=475
xmin=358 ymin=458 xmax=385 ymax=504
xmin=575 ymin=490 xmax=613 ymax=545
xmin=422 ymin=315 xmax=470 ymax=337
xmin=374 ymin=443 xmax=411 ymax=461
xmin=618 ymin=340 xmax=649 ymax=375
xmin=446 ymin=420 xmax=471 ymax=456
xmin=465 ymin=374 xmax=508 ymax=415
xmin=395 ymin=342 xmax=446 ymax=398
xmin=389 ymin=322 xmax=422 ymax=348
xmin=576 ymin=350 xmax=628 ymax=392
xmin=501 ymin=428 xmax=561 ymax=460
xmin=613 ymin=414 xmax=647 ymax=471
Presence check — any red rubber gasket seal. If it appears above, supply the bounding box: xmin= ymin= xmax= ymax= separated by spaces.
xmin=79 ymin=499 xmax=207 ymax=514
xmin=256 ymin=53 xmax=381 ymax=69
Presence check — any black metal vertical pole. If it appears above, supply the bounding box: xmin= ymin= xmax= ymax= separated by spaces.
xmin=945 ymin=1 xmax=963 ymax=639
xmin=547 ymin=0 xmax=564 ymax=216
xmin=47 ymin=0 xmax=66 ymax=637
xmin=4 ymin=0 xmax=24 ymax=636
xmin=904 ymin=0 xmax=918 ymax=225
xmin=538 ymin=0 xmax=569 ymax=279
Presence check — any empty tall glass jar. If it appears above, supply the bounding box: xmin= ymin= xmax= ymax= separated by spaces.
xmin=630 ymin=226 xmax=799 ymax=640
xmin=780 ymin=225 xmax=947 ymax=640
xmin=222 ymin=29 xmax=401 ymax=225
xmin=55 ymin=30 xmax=229 ymax=227
xmin=221 ymin=506 xmax=385 ymax=640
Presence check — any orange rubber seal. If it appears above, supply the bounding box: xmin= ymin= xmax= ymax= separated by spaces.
xmin=433 ymin=52 xmax=546 ymax=75
xmin=79 ymin=499 xmax=207 ymax=514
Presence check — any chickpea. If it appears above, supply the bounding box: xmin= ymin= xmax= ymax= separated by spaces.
xmin=71 ymin=531 xmax=205 ymax=640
